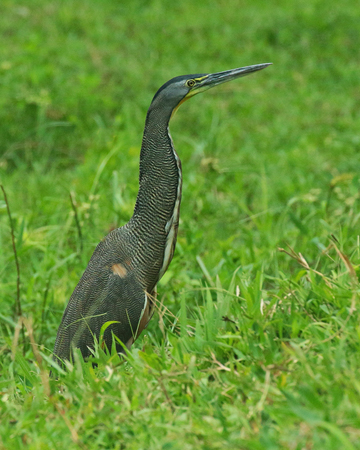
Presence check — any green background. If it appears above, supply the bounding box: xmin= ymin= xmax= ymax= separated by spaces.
xmin=1 ymin=0 xmax=360 ymax=448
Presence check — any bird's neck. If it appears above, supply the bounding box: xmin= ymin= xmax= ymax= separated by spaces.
xmin=132 ymin=106 xmax=182 ymax=229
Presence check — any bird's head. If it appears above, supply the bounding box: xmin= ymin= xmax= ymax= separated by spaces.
xmin=149 ymin=63 xmax=272 ymax=118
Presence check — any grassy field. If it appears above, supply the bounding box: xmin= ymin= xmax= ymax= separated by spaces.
xmin=1 ymin=0 xmax=360 ymax=448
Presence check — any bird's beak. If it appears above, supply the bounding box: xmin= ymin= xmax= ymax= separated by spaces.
xmin=171 ymin=63 xmax=272 ymax=118
xmin=189 ymin=63 xmax=272 ymax=96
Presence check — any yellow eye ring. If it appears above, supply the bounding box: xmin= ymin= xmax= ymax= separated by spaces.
xmin=186 ymin=79 xmax=196 ymax=87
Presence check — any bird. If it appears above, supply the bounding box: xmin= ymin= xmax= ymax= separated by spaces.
xmin=53 ymin=63 xmax=271 ymax=366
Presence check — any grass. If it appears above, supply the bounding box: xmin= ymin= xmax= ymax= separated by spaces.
xmin=1 ymin=0 xmax=360 ymax=448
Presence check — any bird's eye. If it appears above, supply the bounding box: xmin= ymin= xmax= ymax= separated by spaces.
xmin=186 ymin=79 xmax=196 ymax=87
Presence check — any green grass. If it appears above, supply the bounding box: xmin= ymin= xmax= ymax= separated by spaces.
xmin=1 ymin=0 xmax=360 ymax=448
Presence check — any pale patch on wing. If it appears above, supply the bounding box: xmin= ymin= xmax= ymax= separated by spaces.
xmin=111 ymin=263 xmax=127 ymax=278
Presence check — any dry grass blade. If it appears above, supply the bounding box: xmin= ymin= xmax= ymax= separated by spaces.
xmin=1 ymin=185 xmax=21 ymax=318
xmin=69 ymin=191 xmax=83 ymax=253
xmin=210 ymin=352 xmax=232 ymax=372
xmin=330 ymin=239 xmax=358 ymax=287
xmin=22 ymin=317 xmax=51 ymax=398
xmin=319 ymin=241 xmax=358 ymax=344
xmin=54 ymin=403 xmax=88 ymax=450
xmin=279 ymin=241 xmax=359 ymax=345
xmin=1 ymin=184 xmax=25 ymax=354
xmin=278 ymin=244 xmax=333 ymax=287
xmin=146 ymin=290 xmax=180 ymax=334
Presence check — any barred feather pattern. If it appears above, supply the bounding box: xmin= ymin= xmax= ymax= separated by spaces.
xmin=53 ymin=101 xmax=182 ymax=364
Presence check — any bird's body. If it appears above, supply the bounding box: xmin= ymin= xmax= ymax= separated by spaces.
xmin=54 ymin=95 xmax=182 ymax=362
xmin=53 ymin=63 xmax=271 ymax=364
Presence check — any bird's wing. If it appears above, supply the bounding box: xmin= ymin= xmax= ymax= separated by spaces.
xmin=53 ymin=253 xmax=147 ymax=363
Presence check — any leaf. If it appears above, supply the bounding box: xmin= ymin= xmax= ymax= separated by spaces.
xmin=15 ymin=353 xmax=38 ymax=386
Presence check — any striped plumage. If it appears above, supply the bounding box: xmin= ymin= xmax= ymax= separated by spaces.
xmin=53 ymin=63 xmax=271 ymax=365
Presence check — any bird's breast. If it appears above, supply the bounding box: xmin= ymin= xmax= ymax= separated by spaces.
xmin=157 ymin=147 xmax=182 ymax=282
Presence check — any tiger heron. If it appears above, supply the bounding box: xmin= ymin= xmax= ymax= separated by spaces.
xmin=53 ymin=63 xmax=271 ymax=365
